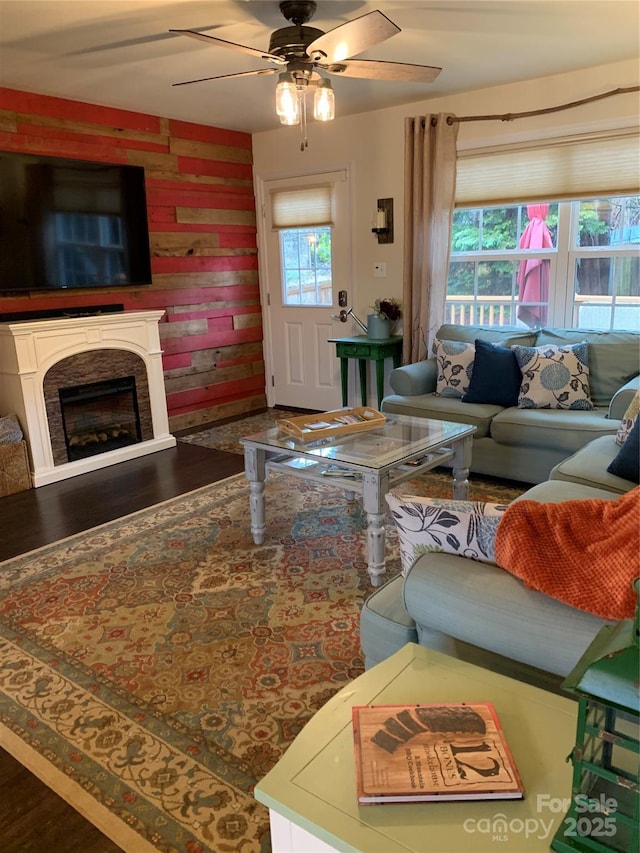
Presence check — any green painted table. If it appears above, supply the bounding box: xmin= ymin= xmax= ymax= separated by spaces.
xmin=254 ymin=643 xmax=577 ymax=853
xmin=328 ymin=335 xmax=403 ymax=409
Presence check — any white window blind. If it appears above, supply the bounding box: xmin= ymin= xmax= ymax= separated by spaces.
xmin=270 ymin=185 xmax=334 ymax=228
xmin=455 ymin=128 xmax=640 ymax=207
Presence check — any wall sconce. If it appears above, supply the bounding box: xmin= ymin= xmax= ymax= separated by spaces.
xmin=372 ymin=198 xmax=394 ymax=244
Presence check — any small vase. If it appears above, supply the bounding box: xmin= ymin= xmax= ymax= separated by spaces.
xmin=367 ymin=314 xmax=391 ymax=339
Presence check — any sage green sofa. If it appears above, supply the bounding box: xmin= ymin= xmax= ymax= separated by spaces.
xmin=359 ymin=427 xmax=637 ymax=682
xmin=381 ymin=324 xmax=640 ymax=484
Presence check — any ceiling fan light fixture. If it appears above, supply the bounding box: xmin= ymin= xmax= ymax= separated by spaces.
xmin=275 ymin=72 xmax=300 ymax=125
xmin=313 ymin=78 xmax=335 ymax=121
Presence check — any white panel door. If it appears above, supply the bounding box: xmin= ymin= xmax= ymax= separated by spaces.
xmin=261 ymin=170 xmax=351 ymax=411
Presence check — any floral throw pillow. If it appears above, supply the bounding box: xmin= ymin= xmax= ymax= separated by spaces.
xmin=386 ymin=493 xmax=508 ymax=575
xmin=615 ymin=389 xmax=640 ymax=446
xmin=511 ymin=342 xmax=593 ymax=410
xmin=433 ymin=339 xmax=475 ymax=398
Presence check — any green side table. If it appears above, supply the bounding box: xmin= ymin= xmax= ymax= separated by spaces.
xmin=328 ymin=335 xmax=403 ymax=409
xmin=254 ymin=643 xmax=576 ymax=853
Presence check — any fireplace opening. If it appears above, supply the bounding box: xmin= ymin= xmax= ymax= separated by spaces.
xmin=59 ymin=376 xmax=142 ymax=462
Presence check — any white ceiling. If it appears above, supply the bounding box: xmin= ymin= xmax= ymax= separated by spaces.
xmin=0 ymin=0 xmax=638 ymax=135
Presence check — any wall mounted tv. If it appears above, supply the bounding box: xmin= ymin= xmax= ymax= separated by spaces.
xmin=0 ymin=151 xmax=152 ymax=293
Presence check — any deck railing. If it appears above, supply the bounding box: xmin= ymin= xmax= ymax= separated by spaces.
xmin=444 ymin=295 xmax=640 ymax=330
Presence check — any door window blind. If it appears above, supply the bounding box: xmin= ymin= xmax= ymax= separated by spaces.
xmin=270 ymin=185 xmax=334 ymax=228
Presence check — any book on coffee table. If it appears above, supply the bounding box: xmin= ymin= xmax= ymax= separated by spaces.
xmin=352 ymin=702 xmax=524 ymax=804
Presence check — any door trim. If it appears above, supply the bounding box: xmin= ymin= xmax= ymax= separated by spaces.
xmin=255 ymin=164 xmax=354 ymax=408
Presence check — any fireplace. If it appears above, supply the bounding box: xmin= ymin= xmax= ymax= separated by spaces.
xmin=59 ymin=376 xmax=141 ymax=462
xmin=0 ymin=311 xmax=175 ymax=486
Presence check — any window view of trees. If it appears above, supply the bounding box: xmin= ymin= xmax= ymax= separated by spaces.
xmin=448 ymin=196 xmax=640 ymax=330
xmin=280 ymin=227 xmax=332 ymax=305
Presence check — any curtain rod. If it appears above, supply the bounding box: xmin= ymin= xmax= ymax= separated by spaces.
xmin=426 ymin=86 xmax=640 ymax=126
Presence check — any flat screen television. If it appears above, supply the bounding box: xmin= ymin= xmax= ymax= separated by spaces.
xmin=0 ymin=151 xmax=152 ymax=293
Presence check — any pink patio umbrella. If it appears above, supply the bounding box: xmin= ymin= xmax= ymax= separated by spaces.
xmin=517 ymin=204 xmax=553 ymax=327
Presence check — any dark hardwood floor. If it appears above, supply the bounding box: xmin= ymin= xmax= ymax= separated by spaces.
xmin=0 ymin=441 xmax=245 ymax=852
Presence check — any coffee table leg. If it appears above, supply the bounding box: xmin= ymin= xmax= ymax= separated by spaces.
xmin=451 ymin=434 xmax=473 ymax=499
xmin=362 ymin=472 xmax=388 ymax=587
xmin=366 ymin=511 xmax=386 ymax=587
xmin=244 ymin=445 xmax=266 ymax=545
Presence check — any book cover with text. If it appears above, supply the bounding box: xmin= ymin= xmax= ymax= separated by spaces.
xmin=352 ymin=702 xmax=525 ymax=804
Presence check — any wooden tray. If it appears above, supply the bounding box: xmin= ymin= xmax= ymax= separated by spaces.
xmin=277 ymin=407 xmax=386 ymax=442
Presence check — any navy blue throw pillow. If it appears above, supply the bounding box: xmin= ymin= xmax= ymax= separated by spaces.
xmin=607 ymin=417 xmax=640 ymax=483
xmin=462 ymin=339 xmax=522 ymax=407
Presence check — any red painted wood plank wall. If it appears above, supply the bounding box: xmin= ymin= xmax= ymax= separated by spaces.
xmin=0 ymin=87 xmax=266 ymax=432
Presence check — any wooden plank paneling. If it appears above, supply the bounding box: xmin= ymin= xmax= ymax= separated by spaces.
xmin=169 ymin=118 xmax=252 ymax=149
xmin=169 ymin=137 xmax=252 ymax=165
xmin=16 ymin=122 xmax=169 ymax=154
xmin=177 ymin=208 xmax=256 ymax=227
xmin=0 ymin=86 xmax=264 ymax=429
xmin=0 ymin=88 xmax=162 ymax=132
xmin=168 ymin=394 xmax=266 ymax=432
xmin=177 ymin=155 xmax=253 ymax=182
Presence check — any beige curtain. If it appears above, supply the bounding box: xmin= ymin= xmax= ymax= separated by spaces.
xmin=403 ymin=114 xmax=459 ymax=364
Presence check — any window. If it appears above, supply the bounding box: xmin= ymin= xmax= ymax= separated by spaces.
xmin=447 ymin=195 xmax=640 ymax=330
xmin=279 ymin=227 xmax=332 ymax=305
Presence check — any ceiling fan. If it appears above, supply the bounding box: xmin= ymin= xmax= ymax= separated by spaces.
xmin=170 ymin=1 xmax=441 ymax=147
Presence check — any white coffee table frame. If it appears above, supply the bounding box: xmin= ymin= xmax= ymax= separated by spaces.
xmin=240 ymin=415 xmax=475 ymax=586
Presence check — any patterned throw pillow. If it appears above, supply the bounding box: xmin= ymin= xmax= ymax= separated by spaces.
xmin=386 ymin=493 xmax=508 ymax=575
xmin=615 ymin=389 xmax=640 ymax=446
xmin=511 ymin=342 xmax=593 ymax=410
xmin=433 ymin=339 xmax=475 ymax=398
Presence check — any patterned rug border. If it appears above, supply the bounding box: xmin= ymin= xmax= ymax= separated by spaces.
xmin=0 ymin=724 xmax=156 ymax=853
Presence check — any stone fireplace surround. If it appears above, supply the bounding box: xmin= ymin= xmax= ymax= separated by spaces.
xmin=0 ymin=310 xmax=176 ymax=486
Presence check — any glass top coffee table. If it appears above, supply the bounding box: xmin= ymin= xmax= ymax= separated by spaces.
xmin=240 ymin=414 xmax=475 ymax=586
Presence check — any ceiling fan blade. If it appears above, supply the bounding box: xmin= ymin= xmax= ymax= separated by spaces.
xmin=321 ymin=58 xmax=442 ymax=83
xmin=173 ymin=68 xmax=279 ymax=87
xmin=306 ymin=10 xmax=400 ymax=63
xmin=169 ymin=29 xmax=285 ymax=66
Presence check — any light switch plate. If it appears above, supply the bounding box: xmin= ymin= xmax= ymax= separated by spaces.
xmin=374 ymin=263 xmax=387 ymax=277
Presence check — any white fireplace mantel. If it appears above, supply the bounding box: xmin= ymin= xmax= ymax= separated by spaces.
xmin=0 ymin=310 xmax=176 ymax=486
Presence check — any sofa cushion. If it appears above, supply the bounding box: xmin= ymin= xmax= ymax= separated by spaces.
xmin=386 ymin=493 xmax=507 ymax=574
xmin=436 ymin=324 xmax=537 ymax=348
xmin=360 ymin=576 xmax=418 ymax=668
xmin=607 ymin=418 xmax=640 ymax=483
xmin=462 ymin=340 xmax=522 ymax=407
xmin=550 ymin=435 xmax=634 ymax=494
xmin=536 ymin=328 xmax=640 ymax=407
xmin=403 ymin=552 xmax=606 ymax=677
xmin=433 ymin=339 xmax=475 ymax=398
xmin=382 ymin=394 xmax=499 ymax=439
xmin=490 ymin=406 xmax=616 ymax=453
xmin=512 ymin=341 xmax=593 ymax=409
xmin=616 ymin=388 xmax=640 ymax=446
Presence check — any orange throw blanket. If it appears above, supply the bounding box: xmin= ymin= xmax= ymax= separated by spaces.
xmin=495 ymin=487 xmax=640 ymax=620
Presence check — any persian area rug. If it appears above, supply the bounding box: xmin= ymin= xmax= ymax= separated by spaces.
xmin=0 ymin=470 xmax=525 ymax=852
